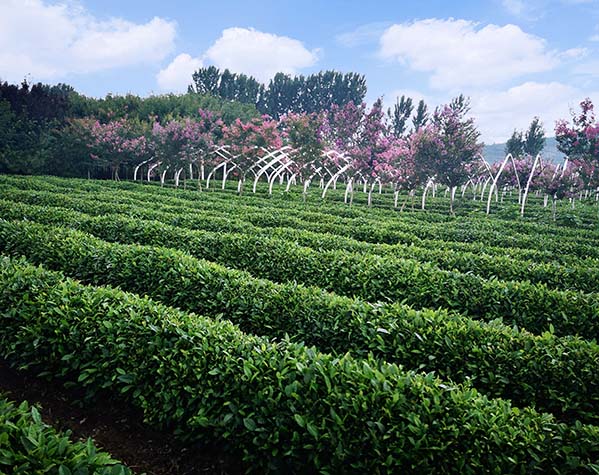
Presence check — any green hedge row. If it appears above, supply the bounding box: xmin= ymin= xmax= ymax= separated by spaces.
xmin=2 ymin=207 xmax=598 ymax=342
xmin=40 ymin=176 xmax=599 ymax=251
xmin=4 ymin=174 xmax=596 ymax=242
xmin=3 ymin=185 xmax=593 ymax=269
xmin=2 ymin=180 xmax=597 ymax=266
xmin=2 ymin=258 xmax=599 ymax=473
xmin=2 ymin=220 xmax=599 ymax=423
xmin=2 ymin=197 xmax=598 ymax=294
xmin=0 ymin=394 xmax=130 ymax=475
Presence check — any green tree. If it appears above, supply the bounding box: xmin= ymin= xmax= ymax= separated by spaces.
xmin=523 ymin=116 xmax=545 ymax=156
xmin=505 ymin=129 xmax=524 ymax=157
xmin=388 ymin=95 xmax=413 ymax=137
xmin=412 ymin=100 xmax=429 ymax=132
xmin=190 ymin=66 xmax=221 ymax=96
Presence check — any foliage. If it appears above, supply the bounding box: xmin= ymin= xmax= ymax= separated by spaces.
xmin=505 ymin=129 xmax=524 ymax=157
xmin=556 ymin=98 xmax=599 ymax=161
xmin=412 ymin=99 xmax=429 ymax=132
xmin=223 ymin=116 xmax=283 ymax=190
xmin=84 ymin=118 xmax=150 ymax=180
xmin=1 ymin=257 xmax=599 ymax=473
xmin=524 ymin=117 xmax=546 ymax=156
xmin=412 ymin=97 xmax=483 ymax=211
xmin=556 ymin=98 xmax=599 ymax=188
xmin=191 ymin=68 xmax=367 ymax=119
xmin=151 ymin=110 xmax=223 ymax=173
xmin=0 ymin=394 xmax=130 ymax=474
xmin=280 ymin=112 xmax=326 ymax=180
xmin=388 ymin=95 xmax=414 ymax=138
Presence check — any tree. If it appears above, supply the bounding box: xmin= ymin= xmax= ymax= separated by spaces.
xmin=505 ymin=129 xmax=524 ymax=157
xmin=523 ymin=117 xmax=545 ymax=156
xmin=555 ymin=98 xmax=599 ymax=190
xmin=349 ymin=99 xmax=395 ymax=205
xmin=281 ymin=112 xmax=326 ymax=199
xmin=191 ymin=66 xmax=221 ymax=96
xmin=85 ymin=118 xmax=150 ymax=180
xmin=556 ymin=98 xmax=599 ymax=161
xmin=412 ymin=100 xmax=429 ymax=132
xmin=151 ymin=116 xmax=220 ymax=187
xmin=261 ymin=73 xmax=302 ymax=119
xmin=223 ymin=116 xmax=283 ymax=194
xmin=413 ymin=97 xmax=483 ymax=214
xmin=388 ymin=95 xmax=413 ymax=138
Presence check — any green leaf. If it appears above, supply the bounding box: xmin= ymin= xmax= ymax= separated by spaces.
xmin=59 ymin=466 xmax=73 ymax=475
xmin=243 ymin=417 xmax=257 ymax=431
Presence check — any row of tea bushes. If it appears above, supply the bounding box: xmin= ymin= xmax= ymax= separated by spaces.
xmin=0 ymin=394 xmax=130 ymax=474
xmin=1 ymin=220 xmax=598 ymax=423
xmin=1 ymin=257 xmax=598 ymax=473
xmin=2 ymin=198 xmax=599 ymax=294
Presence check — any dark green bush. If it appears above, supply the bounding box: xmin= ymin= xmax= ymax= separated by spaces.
xmin=1 ymin=219 xmax=598 ymax=424
xmin=1 ymin=257 xmax=598 ymax=474
xmin=0 ymin=394 xmax=130 ymax=474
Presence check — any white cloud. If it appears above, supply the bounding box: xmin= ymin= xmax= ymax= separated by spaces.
xmin=336 ymin=22 xmax=391 ymax=47
xmin=157 ymin=53 xmax=203 ymax=92
xmin=0 ymin=0 xmax=176 ymax=82
xmin=573 ymin=59 xmax=599 ymax=77
xmin=470 ymin=82 xmax=591 ymax=143
xmin=502 ymin=0 xmax=526 ymax=16
xmin=559 ymin=47 xmax=588 ymax=59
xmin=379 ymin=19 xmax=558 ymax=89
xmin=204 ymin=27 xmax=319 ymax=82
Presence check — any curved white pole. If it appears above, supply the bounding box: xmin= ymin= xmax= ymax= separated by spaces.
xmin=520 ymin=153 xmax=542 ymax=217
xmin=147 ymin=162 xmax=160 ymax=182
xmin=253 ymin=148 xmax=293 ymax=193
xmin=268 ymin=161 xmax=294 ymax=195
xmin=134 ymin=158 xmax=153 ymax=181
xmin=174 ymin=167 xmax=184 ymax=187
xmin=322 ymin=163 xmax=352 ymax=199
xmin=486 ymin=153 xmax=513 ymax=215
xmin=160 ymin=166 xmax=169 ymax=187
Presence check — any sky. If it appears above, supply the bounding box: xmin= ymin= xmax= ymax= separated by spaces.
xmin=2 ymin=0 xmax=599 ymax=143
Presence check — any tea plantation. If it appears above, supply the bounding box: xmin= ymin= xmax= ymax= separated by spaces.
xmin=1 ymin=174 xmax=599 ymax=474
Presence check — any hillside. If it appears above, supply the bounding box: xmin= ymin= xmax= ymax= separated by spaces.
xmin=483 ymin=137 xmax=565 ymax=163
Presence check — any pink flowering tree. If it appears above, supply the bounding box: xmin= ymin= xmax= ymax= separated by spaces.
xmin=412 ymin=98 xmax=483 ymax=214
xmin=556 ymin=98 xmax=599 ymax=191
xmin=86 ymin=118 xmax=150 ymax=180
xmin=152 ymin=111 xmax=223 ymax=189
xmin=325 ymin=101 xmax=365 ymax=153
xmin=280 ymin=112 xmax=326 ymax=199
xmin=195 ymin=109 xmax=225 ymax=180
xmin=223 ymin=115 xmax=283 ymax=194
xmin=384 ymin=136 xmax=419 ymax=209
xmin=347 ymin=99 xmax=396 ymax=205
xmin=321 ymin=100 xmax=398 ymax=205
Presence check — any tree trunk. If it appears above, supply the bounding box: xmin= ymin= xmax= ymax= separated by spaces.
xmin=449 ymin=186 xmax=457 ymax=215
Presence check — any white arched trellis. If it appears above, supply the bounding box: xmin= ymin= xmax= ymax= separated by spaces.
xmin=486 ymin=153 xmax=523 ymax=214
xmin=520 ymin=153 xmax=543 ymax=217
xmin=321 ymin=151 xmax=352 ymax=200
xmin=133 ymin=158 xmax=153 ymax=181
xmin=252 ymin=146 xmax=294 ymax=193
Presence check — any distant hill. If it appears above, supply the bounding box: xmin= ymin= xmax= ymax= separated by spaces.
xmin=483 ymin=137 xmax=565 ymax=164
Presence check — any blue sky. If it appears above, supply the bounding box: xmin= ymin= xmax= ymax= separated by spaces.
xmin=2 ymin=0 xmax=599 ymax=142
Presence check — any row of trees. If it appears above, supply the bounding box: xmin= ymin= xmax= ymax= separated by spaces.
xmin=69 ymin=94 xmax=483 ymax=212
xmin=190 ymin=68 xmax=367 ymax=119
xmin=70 ymin=95 xmax=599 ymax=216
xmin=3 ymin=77 xmax=598 ymax=216
xmin=505 ymin=117 xmax=546 ymax=158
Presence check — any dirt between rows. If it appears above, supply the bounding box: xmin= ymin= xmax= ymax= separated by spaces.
xmin=0 ymin=359 xmax=242 ymax=475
